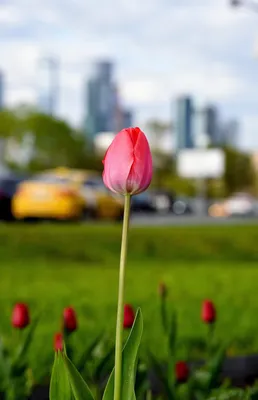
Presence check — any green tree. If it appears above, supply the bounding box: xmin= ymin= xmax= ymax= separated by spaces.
xmin=0 ymin=107 xmax=102 ymax=172
xmin=147 ymin=119 xmax=171 ymax=150
xmin=224 ymin=147 xmax=255 ymax=196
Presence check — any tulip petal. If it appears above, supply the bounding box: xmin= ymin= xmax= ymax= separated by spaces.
xmin=126 ymin=130 xmax=152 ymax=194
xmin=103 ymin=129 xmax=134 ymax=194
xmin=103 ymin=127 xmax=152 ymax=195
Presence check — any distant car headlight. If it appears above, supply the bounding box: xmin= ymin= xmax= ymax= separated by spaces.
xmin=153 ymin=195 xmax=170 ymax=211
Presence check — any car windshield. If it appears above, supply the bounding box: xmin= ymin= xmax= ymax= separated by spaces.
xmin=83 ymin=179 xmax=106 ymax=190
xmin=32 ymin=175 xmax=70 ymax=185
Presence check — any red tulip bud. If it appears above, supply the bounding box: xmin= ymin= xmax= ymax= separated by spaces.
xmin=175 ymin=361 xmax=189 ymax=383
xmin=54 ymin=332 xmax=63 ymax=352
xmin=123 ymin=304 xmax=135 ymax=329
xmin=11 ymin=303 xmax=30 ymax=329
xmin=158 ymin=282 xmax=168 ymax=299
xmin=102 ymin=127 xmax=152 ymax=195
xmin=63 ymin=307 xmax=77 ymax=333
xmin=201 ymin=300 xmax=216 ymax=324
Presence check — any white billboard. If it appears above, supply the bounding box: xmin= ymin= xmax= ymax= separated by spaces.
xmin=177 ymin=149 xmax=225 ymax=178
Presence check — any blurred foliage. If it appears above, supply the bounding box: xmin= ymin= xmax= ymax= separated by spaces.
xmin=1 ymin=224 xmax=258 ymax=391
xmin=0 ymin=109 xmax=256 ymax=197
xmin=224 ymin=147 xmax=255 ymax=196
xmin=0 ymin=107 xmax=103 ymax=173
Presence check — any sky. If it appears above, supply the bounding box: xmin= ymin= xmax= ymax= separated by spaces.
xmin=0 ymin=0 xmax=258 ymax=150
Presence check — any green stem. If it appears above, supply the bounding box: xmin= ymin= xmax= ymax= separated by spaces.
xmin=114 ymin=194 xmax=131 ymax=400
xmin=207 ymin=323 xmax=214 ymax=356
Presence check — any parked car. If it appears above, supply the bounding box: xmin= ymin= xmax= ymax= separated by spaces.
xmin=131 ymin=192 xmax=156 ymax=213
xmin=224 ymin=192 xmax=258 ymax=217
xmin=172 ymin=196 xmax=193 ymax=215
xmin=0 ymin=174 xmax=26 ymax=221
xmin=33 ymin=168 xmax=124 ymax=221
xmin=149 ymin=189 xmax=175 ymax=214
xmin=12 ymin=175 xmax=85 ymax=221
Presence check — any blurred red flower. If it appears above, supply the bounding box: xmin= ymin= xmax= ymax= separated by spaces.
xmin=123 ymin=304 xmax=135 ymax=329
xmin=158 ymin=282 xmax=168 ymax=299
xmin=54 ymin=332 xmax=63 ymax=352
xmin=11 ymin=303 xmax=30 ymax=329
xmin=201 ymin=300 xmax=216 ymax=324
xmin=175 ymin=361 xmax=189 ymax=383
xmin=63 ymin=307 xmax=77 ymax=333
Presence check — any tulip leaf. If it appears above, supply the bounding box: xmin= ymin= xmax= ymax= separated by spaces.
xmin=102 ymin=308 xmax=143 ymax=400
xmin=63 ymin=352 xmax=95 ymax=400
xmin=167 ymin=310 xmax=177 ymax=387
xmin=12 ymin=315 xmax=39 ymax=367
xmin=206 ymin=345 xmax=226 ymax=391
xmin=160 ymin=296 xmax=168 ymax=334
xmin=132 ymin=391 xmax=137 ymax=400
xmin=168 ymin=310 xmax=177 ymax=354
xmin=50 ymin=352 xmax=72 ymax=400
xmin=77 ymin=331 xmax=104 ymax=373
xmin=148 ymin=351 xmax=175 ymax=400
xmin=0 ymin=338 xmax=9 ymax=387
xmin=94 ymin=345 xmax=115 ymax=381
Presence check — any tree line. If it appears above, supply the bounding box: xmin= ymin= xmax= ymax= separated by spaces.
xmin=0 ymin=108 xmax=256 ymax=198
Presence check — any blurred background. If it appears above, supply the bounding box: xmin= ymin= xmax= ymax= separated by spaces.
xmin=1 ymin=0 xmax=258 ymax=394
xmin=0 ymin=1 xmax=258 ymax=221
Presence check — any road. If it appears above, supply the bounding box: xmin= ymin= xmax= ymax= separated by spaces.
xmin=130 ymin=213 xmax=258 ymax=226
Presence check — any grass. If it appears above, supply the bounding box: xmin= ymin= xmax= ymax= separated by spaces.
xmin=0 ymin=223 xmax=258 ymax=381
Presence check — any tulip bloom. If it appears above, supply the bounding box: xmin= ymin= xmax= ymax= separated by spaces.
xmin=63 ymin=307 xmax=77 ymax=333
xmin=54 ymin=332 xmax=63 ymax=352
xmin=123 ymin=304 xmax=135 ymax=329
xmin=175 ymin=361 xmax=189 ymax=383
xmin=201 ymin=300 xmax=216 ymax=324
xmin=158 ymin=282 xmax=168 ymax=299
xmin=102 ymin=127 xmax=152 ymax=195
xmin=11 ymin=303 xmax=30 ymax=329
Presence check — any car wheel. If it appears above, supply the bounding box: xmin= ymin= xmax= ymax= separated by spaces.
xmin=173 ymin=201 xmax=187 ymax=215
xmin=81 ymin=208 xmax=96 ymax=221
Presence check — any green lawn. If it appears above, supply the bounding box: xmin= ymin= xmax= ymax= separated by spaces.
xmin=0 ymin=223 xmax=258 ymax=381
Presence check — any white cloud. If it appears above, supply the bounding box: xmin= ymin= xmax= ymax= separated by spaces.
xmin=0 ymin=0 xmax=257 ymax=148
xmin=0 ymin=5 xmax=21 ymax=24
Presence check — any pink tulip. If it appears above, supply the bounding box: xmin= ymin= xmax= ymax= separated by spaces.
xmin=102 ymin=127 xmax=152 ymax=195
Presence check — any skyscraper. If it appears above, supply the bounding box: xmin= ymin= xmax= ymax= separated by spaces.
xmin=37 ymin=57 xmax=59 ymax=116
xmin=122 ymin=110 xmax=133 ymax=129
xmin=222 ymin=119 xmax=239 ymax=148
xmin=84 ymin=60 xmax=133 ymax=143
xmin=85 ymin=61 xmax=116 ymax=142
xmin=175 ymin=96 xmax=194 ymax=150
xmin=203 ymin=105 xmax=220 ymax=145
xmin=0 ymin=70 xmax=4 ymax=110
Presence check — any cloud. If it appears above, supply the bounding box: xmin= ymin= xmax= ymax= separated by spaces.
xmin=0 ymin=0 xmax=257 ymax=148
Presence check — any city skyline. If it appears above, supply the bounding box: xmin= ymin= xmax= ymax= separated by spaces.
xmin=84 ymin=60 xmax=133 ymax=141
xmin=0 ymin=0 xmax=258 ymax=150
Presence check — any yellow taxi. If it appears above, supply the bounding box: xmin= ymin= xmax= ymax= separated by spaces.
xmin=12 ymin=168 xmax=124 ymax=221
xmin=12 ymin=174 xmax=84 ymax=221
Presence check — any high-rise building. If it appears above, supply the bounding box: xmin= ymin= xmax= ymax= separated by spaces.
xmin=202 ymin=105 xmax=220 ymax=145
xmin=122 ymin=110 xmax=133 ymax=129
xmin=37 ymin=57 xmax=59 ymax=116
xmin=0 ymin=70 xmax=4 ymax=110
xmin=175 ymin=96 xmax=194 ymax=150
xmin=85 ymin=61 xmax=116 ymax=142
xmin=84 ymin=60 xmax=133 ymax=143
xmin=222 ymin=119 xmax=239 ymax=148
